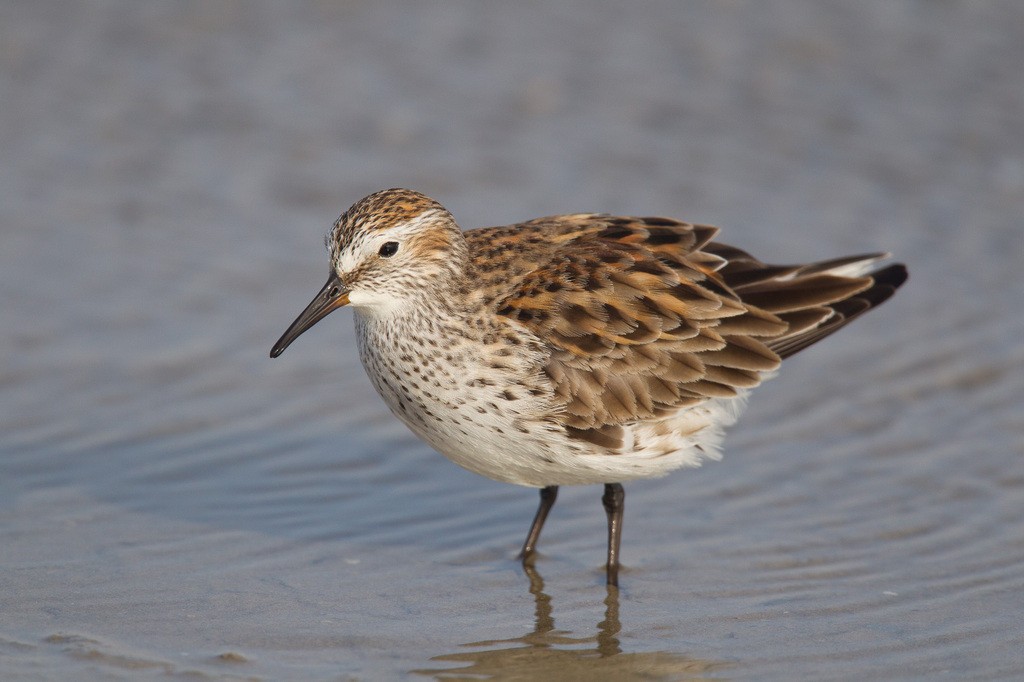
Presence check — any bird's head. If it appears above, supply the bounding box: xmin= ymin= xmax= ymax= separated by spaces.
xmin=270 ymin=188 xmax=466 ymax=357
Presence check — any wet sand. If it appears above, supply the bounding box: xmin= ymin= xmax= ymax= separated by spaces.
xmin=2 ymin=2 xmax=1023 ymax=679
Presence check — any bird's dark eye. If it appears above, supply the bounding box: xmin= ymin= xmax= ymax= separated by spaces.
xmin=378 ymin=241 xmax=399 ymax=258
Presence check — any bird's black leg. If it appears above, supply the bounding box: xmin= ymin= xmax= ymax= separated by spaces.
xmin=602 ymin=483 xmax=625 ymax=587
xmin=519 ymin=485 xmax=558 ymax=564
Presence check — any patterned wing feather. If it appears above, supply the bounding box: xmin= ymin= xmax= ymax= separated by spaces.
xmin=470 ymin=215 xmax=788 ymax=450
xmin=468 ymin=215 xmax=906 ymax=451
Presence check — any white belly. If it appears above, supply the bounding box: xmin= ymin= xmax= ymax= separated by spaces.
xmin=353 ymin=312 xmax=744 ymax=487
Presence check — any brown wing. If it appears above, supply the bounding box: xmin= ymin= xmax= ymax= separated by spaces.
xmin=468 ymin=215 xmax=789 ymax=450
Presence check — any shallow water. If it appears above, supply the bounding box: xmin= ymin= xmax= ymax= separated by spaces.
xmin=2 ymin=2 xmax=1023 ymax=679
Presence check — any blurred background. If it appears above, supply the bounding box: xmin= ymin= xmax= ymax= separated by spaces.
xmin=2 ymin=2 xmax=1022 ymax=679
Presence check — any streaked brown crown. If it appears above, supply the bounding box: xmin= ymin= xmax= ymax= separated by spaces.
xmin=330 ymin=188 xmax=449 ymax=244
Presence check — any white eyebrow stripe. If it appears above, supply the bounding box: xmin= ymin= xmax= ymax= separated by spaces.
xmin=333 ymin=211 xmax=436 ymax=273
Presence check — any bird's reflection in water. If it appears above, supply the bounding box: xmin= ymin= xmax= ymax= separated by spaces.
xmin=412 ymin=565 xmax=726 ymax=680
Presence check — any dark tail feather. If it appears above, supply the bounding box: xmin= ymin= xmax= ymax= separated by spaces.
xmin=767 ymin=263 xmax=908 ymax=359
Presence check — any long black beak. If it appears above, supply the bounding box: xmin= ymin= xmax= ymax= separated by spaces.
xmin=270 ymin=273 xmax=349 ymax=358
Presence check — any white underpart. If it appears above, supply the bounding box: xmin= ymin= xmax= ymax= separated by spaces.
xmin=353 ymin=299 xmax=770 ymax=487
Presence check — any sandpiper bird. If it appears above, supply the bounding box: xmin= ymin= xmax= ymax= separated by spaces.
xmin=271 ymin=188 xmax=907 ymax=586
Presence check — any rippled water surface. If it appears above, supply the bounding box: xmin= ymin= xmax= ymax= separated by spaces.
xmin=3 ymin=2 xmax=1023 ymax=679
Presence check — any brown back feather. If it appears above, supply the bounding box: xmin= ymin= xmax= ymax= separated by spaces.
xmin=466 ymin=215 xmax=906 ymax=450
